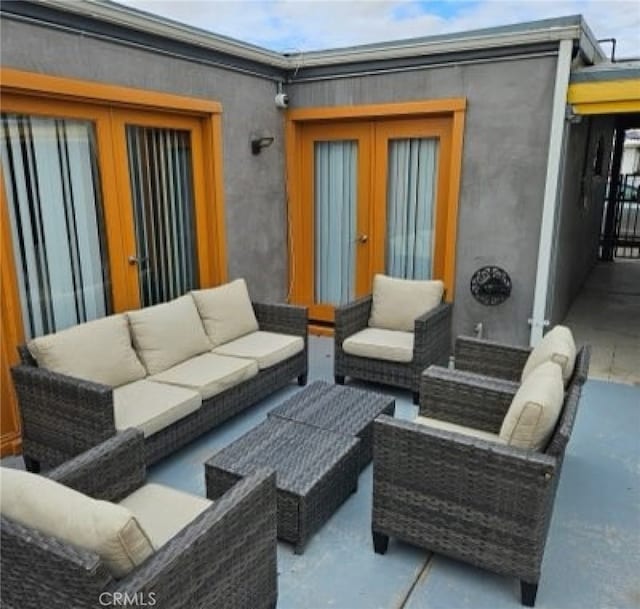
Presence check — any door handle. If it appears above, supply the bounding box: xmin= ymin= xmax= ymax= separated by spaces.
xmin=356 ymin=234 xmax=369 ymax=244
xmin=128 ymin=255 xmax=149 ymax=266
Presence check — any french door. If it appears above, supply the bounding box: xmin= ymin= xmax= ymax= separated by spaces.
xmin=373 ymin=118 xmax=452 ymax=285
xmin=111 ymin=110 xmax=211 ymax=310
xmin=1 ymin=96 xmax=212 ymax=340
xmin=292 ymin=116 xmax=453 ymax=325
xmin=300 ymin=122 xmax=372 ymax=322
xmin=0 ymin=94 xmax=219 ymax=456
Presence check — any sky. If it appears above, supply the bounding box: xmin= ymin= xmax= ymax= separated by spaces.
xmin=117 ymin=0 xmax=640 ymax=59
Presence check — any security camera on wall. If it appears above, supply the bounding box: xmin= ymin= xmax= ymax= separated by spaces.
xmin=275 ymin=93 xmax=289 ymax=108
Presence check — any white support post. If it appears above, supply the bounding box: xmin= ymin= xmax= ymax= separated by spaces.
xmin=529 ymin=39 xmax=573 ymax=346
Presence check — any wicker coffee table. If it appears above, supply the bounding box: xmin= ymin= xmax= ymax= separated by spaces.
xmin=205 ymin=417 xmax=359 ymax=554
xmin=269 ymin=381 xmax=395 ymax=469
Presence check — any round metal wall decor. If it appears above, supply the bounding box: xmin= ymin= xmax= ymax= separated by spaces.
xmin=470 ymin=266 xmax=512 ymax=306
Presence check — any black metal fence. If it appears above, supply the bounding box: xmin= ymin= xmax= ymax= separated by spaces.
xmin=600 ymin=174 xmax=640 ymax=259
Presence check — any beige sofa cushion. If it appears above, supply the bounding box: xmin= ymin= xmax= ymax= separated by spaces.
xmin=191 ymin=279 xmax=259 ymax=347
xmin=119 ymin=483 xmax=212 ymax=548
xmin=27 ymin=314 xmax=146 ymax=388
xmin=500 ymin=361 xmax=565 ymax=450
xmin=342 ymin=328 xmax=414 ymax=363
xmin=113 ymin=380 xmax=201 ymax=437
xmin=0 ymin=468 xmax=153 ymax=578
xmin=521 ymin=325 xmax=577 ymax=384
xmin=150 ymin=353 xmax=259 ymax=400
xmin=212 ymin=331 xmax=304 ymax=370
xmin=415 ymin=415 xmax=506 ymax=444
xmin=127 ymin=295 xmax=211 ymax=375
xmin=369 ymin=274 xmax=444 ymax=332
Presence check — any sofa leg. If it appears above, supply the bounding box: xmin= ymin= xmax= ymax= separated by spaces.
xmin=412 ymin=391 xmax=420 ymax=405
xmin=372 ymin=531 xmax=389 ymax=554
xmin=23 ymin=455 xmax=40 ymax=473
xmin=520 ymin=581 xmax=538 ymax=607
xmin=335 ymin=375 xmax=345 ymax=385
xmin=297 ymin=373 xmax=308 ymax=386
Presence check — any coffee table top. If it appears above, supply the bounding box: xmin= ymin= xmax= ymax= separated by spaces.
xmin=269 ymin=381 xmax=395 ymax=437
xmin=205 ymin=418 xmax=359 ymax=496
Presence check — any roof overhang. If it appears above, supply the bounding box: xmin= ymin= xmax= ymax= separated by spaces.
xmin=1 ymin=1 xmax=606 ymax=81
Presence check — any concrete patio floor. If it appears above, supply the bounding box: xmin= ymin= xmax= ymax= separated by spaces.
xmin=2 ymin=336 xmax=637 ymax=607
xmin=147 ymin=336 xmax=640 ymax=609
xmin=564 ymin=260 xmax=640 ymax=385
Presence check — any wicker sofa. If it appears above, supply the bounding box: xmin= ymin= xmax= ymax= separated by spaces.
xmin=372 ymin=336 xmax=591 ymax=606
xmin=12 ymin=280 xmax=308 ymax=472
xmin=334 ymin=275 xmax=452 ymax=404
xmin=0 ymin=429 xmax=278 ymax=609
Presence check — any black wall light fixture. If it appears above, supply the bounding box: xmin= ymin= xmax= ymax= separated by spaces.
xmin=251 ymin=135 xmax=275 ymax=154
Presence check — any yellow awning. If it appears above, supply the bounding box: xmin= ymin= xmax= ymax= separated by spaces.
xmin=568 ymin=78 xmax=640 ymax=115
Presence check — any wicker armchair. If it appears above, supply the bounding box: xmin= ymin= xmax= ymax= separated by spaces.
xmin=334 ymin=295 xmax=452 ymax=404
xmin=1 ymin=429 xmax=278 ymax=609
xmin=13 ymin=301 xmax=308 ymax=472
xmin=421 ymin=343 xmax=591 ymax=432
xmin=453 ymin=335 xmax=590 ymax=386
xmin=372 ymin=365 xmax=586 ymax=607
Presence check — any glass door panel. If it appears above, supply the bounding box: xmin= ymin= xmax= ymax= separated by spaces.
xmin=126 ymin=125 xmax=199 ymax=307
xmin=314 ymin=140 xmax=357 ymax=305
xmin=0 ymin=113 xmax=111 ymax=338
xmin=386 ymin=137 xmax=439 ymax=280
xmin=299 ymin=122 xmax=372 ymax=323
xmin=373 ymin=118 xmax=451 ymax=284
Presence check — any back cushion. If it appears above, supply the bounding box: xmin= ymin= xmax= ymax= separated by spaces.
xmin=500 ymin=361 xmax=565 ymax=450
xmin=369 ymin=274 xmax=444 ymax=332
xmin=191 ymin=279 xmax=259 ymax=347
xmin=0 ymin=468 xmax=154 ymax=578
xmin=521 ymin=325 xmax=577 ymax=384
xmin=127 ymin=295 xmax=211 ymax=375
xmin=27 ymin=314 xmax=146 ymax=387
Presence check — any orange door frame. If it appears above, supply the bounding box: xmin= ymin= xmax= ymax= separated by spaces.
xmin=0 ymin=68 xmax=228 ymax=457
xmin=286 ymin=98 xmax=466 ymax=329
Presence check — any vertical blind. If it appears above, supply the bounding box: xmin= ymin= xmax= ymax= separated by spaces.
xmin=386 ymin=137 xmax=439 ymax=280
xmin=314 ymin=140 xmax=357 ymax=305
xmin=126 ymin=126 xmax=198 ymax=307
xmin=1 ymin=113 xmax=111 ymax=339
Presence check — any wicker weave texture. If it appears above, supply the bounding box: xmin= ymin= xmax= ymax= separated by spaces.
xmin=419 ymin=366 xmax=519 ymax=433
xmin=455 ymin=336 xmax=591 ymax=388
xmin=454 ymin=336 xmax=532 ymax=381
xmin=422 ymin=344 xmax=592 ymax=433
xmin=334 ymin=296 xmax=452 ymax=393
xmin=13 ymin=301 xmax=308 ymax=470
xmin=48 ymin=428 xmax=146 ymax=502
xmin=205 ymin=418 xmax=359 ymax=553
xmin=1 ymin=430 xmax=278 ymax=609
xmin=268 ymin=380 xmax=395 ymax=469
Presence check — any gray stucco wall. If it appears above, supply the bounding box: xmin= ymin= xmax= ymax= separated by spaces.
xmin=548 ymin=115 xmax=615 ymax=325
xmin=1 ymin=15 xmax=560 ymax=344
xmin=0 ymin=18 xmax=288 ymax=302
xmin=289 ymin=55 xmax=557 ymax=345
